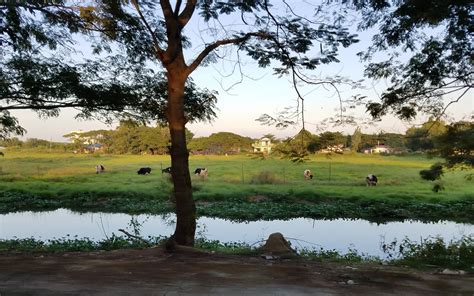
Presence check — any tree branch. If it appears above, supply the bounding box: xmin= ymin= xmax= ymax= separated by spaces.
xmin=186 ymin=32 xmax=271 ymax=75
xmin=160 ymin=0 xmax=174 ymax=20
xmin=178 ymin=0 xmax=196 ymax=27
xmin=118 ymin=228 xmax=152 ymax=246
xmin=130 ymin=0 xmax=164 ymax=61
xmin=0 ymin=103 xmax=84 ymax=111
xmin=174 ymin=0 xmax=183 ymax=17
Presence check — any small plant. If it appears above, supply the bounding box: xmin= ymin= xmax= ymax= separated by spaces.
xmin=250 ymin=171 xmax=282 ymax=184
xmin=250 ymin=152 xmax=266 ymax=160
xmin=420 ymin=163 xmax=444 ymax=181
xmin=420 ymin=163 xmax=445 ymax=192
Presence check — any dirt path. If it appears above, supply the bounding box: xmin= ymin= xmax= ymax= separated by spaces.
xmin=0 ymin=248 xmax=472 ymax=295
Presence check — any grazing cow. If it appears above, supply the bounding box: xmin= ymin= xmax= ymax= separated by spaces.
xmin=137 ymin=167 xmax=152 ymax=175
xmin=366 ymin=174 xmax=378 ymax=186
xmin=161 ymin=167 xmax=172 ymax=174
xmin=96 ymin=164 xmax=105 ymax=174
xmin=194 ymin=167 xmax=208 ymax=177
xmin=303 ymin=169 xmax=313 ymax=180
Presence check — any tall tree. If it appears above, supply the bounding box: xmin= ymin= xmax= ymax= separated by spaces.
xmin=1 ymin=1 xmax=358 ymax=246
xmin=405 ymin=119 xmax=446 ymax=152
xmin=319 ymin=131 xmax=346 ymax=150
xmin=75 ymin=0 xmax=356 ymax=245
xmin=274 ymin=129 xmax=320 ymax=161
xmin=189 ymin=132 xmax=252 ymax=154
xmin=350 ymin=127 xmax=362 ymax=152
xmin=434 ymin=121 xmax=473 ymax=167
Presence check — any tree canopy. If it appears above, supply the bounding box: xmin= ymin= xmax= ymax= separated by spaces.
xmin=188 ymin=132 xmax=253 ymax=154
xmin=353 ymin=0 xmax=473 ymax=120
xmin=405 ymin=119 xmax=446 ymax=152
xmin=434 ymin=121 xmax=473 ymax=167
xmin=0 ymin=1 xmax=217 ymax=137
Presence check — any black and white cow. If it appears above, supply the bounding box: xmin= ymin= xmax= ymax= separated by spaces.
xmin=194 ymin=167 xmax=208 ymax=177
xmin=161 ymin=167 xmax=172 ymax=174
xmin=96 ymin=164 xmax=105 ymax=174
xmin=366 ymin=174 xmax=378 ymax=186
xmin=137 ymin=167 xmax=152 ymax=175
xmin=303 ymin=169 xmax=313 ymax=180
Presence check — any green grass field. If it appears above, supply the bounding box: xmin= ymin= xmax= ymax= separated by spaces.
xmin=0 ymin=151 xmax=473 ymax=221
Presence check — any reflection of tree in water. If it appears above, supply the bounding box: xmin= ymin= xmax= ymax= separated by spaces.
xmin=161 ymin=213 xmax=176 ymax=229
xmin=127 ymin=215 xmax=150 ymax=237
xmin=123 ymin=213 xmax=208 ymax=241
xmin=196 ymin=223 xmax=208 ymax=241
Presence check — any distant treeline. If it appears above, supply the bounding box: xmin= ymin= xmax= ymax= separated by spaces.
xmin=1 ymin=119 xmax=470 ymax=156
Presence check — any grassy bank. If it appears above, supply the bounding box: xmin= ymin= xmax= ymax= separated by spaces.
xmin=0 ymin=152 xmax=472 ymax=222
xmin=1 ymin=235 xmax=472 ymax=272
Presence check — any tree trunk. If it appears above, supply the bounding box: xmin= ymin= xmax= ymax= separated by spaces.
xmin=166 ymin=70 xmax=196 ymax=247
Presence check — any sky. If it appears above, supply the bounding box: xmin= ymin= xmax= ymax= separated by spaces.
xmin=9 ymin=2 xmax=474 ymax=142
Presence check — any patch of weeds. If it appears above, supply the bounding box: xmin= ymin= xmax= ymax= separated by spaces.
xmin=192 ymin=184 xmax=203 ymax=192
xmin=382 ymin=235 xmax=474 ymax=271
xmin=195 ymin=238 xmax=254 ymax=254
xmin=0 ymin=235 xmax=165 ymax=253
xmin=250 ymin=171 xmax=282 ymax=184
xmin=298 ymin=247 xmax=376 ymax=263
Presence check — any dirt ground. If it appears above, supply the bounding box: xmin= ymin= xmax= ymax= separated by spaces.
xmin=0 ymin=248 xmax=473 ymax=295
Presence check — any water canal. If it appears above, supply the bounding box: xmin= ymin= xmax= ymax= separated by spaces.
xmin=1 ymin=209 xmax=472 ymax=258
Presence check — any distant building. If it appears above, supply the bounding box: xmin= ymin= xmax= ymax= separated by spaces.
xmin=320 ymin=144 xmax=345 ymax=153
xmin=364 ymin=143 xmax=392 ymax=154
xmin=85 ymin=143 xmax=103 ymax=153
xmin=252 ymin=137 xmax=273 ymax=154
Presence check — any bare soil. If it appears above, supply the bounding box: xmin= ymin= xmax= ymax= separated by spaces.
xmin=0 ymin=248 xmax=473 ymax=295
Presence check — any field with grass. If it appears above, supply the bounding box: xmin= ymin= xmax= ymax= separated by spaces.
xmin=0 ymin=151 xmax=472 ymax=222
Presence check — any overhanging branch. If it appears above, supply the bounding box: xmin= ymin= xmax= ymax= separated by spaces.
xmin=131 ymin=0 xmax=164 ymax=61
xmin=186 ymin=32 xmax=271 ymax=75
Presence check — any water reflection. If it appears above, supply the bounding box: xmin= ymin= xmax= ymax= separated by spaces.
xmin=1 ymin=209 xmax=472 ymax=257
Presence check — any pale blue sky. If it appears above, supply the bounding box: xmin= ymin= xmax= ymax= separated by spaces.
xmin=10 ymin=2 xmax=474 ymax=142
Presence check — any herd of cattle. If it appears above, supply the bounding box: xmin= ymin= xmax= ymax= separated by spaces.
xmin=95 ymin=165 xmax=378 ymax=185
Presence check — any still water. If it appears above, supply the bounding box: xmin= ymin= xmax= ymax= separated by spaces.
xmin=1 ymin=209 xmax=472 ymax=258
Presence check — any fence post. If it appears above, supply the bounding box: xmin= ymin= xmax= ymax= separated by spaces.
xmin=329 ymin=161 xmax=332 ymax=182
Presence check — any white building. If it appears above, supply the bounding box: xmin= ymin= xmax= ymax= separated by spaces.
xmin=252 ymin=137 xmax=273 ymax=154
xmin=364 ymin=144 xmax=392 ymax=154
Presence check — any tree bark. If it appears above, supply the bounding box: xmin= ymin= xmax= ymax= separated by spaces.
xmin=166 ymin=69 xmax=196 ymax=246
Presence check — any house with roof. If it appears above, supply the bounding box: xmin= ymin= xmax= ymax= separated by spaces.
xmin=364 ymin=143 xmax=392 ymax=154
xmin=252 ymin=137 xmax=274 ymax=154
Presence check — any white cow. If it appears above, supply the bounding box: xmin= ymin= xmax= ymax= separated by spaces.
xmin=366 ymin=174 xmax=378 ymax=186
xmin=194 ymin=167 xmax=208 ymax=177
xmin=96 ymin=164 xmax=105 ymax=174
